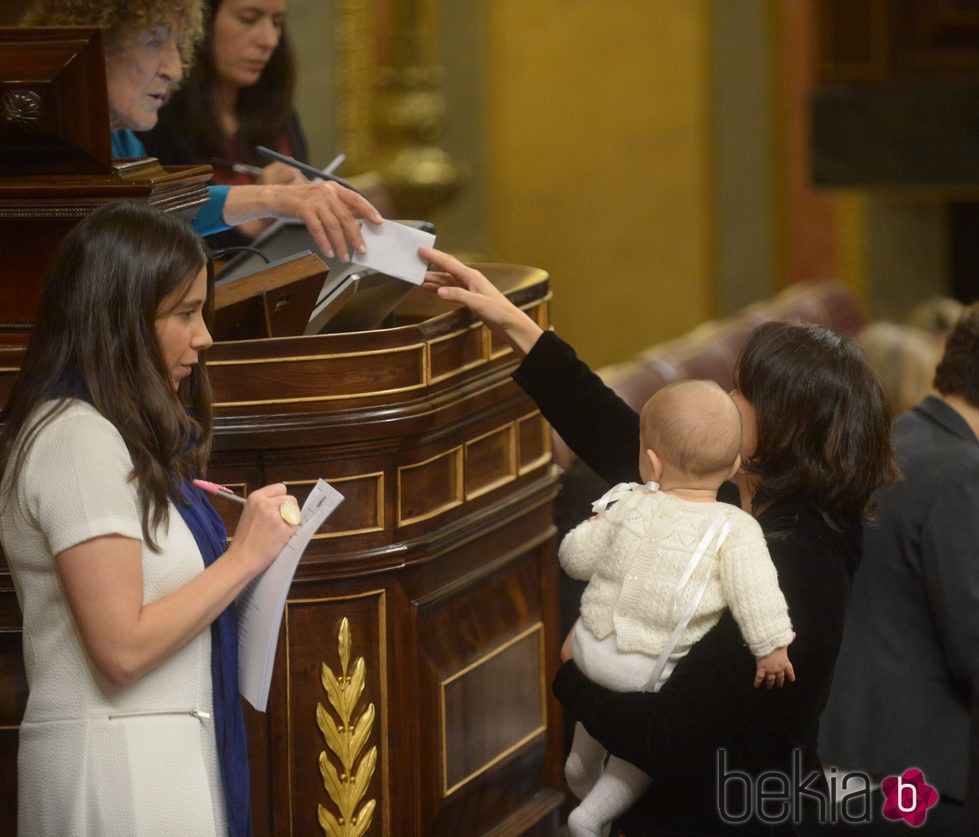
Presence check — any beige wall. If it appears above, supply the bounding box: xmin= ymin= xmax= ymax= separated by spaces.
xmin=289 ymin=1 xmax=339 ymax=170
xmin=296 ymin=1 xmax=724 ymax=368
xmin=485 ymin=1 xmax=716 ymax=368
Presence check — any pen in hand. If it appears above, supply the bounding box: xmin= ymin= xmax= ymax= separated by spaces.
xmin=320 ymin=154 xmax=346 ymax=177
xmin=193 ymin=478 xmax=246 ymax=505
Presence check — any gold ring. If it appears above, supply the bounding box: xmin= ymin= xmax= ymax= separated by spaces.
xmin=279 ymin=501 xmax=301 ymax=525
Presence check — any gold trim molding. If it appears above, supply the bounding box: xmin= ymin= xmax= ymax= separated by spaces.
xmin=439 ymin=623 xmax=547 ymax=796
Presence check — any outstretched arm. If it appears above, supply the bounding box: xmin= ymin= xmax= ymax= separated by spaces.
xmin=233 ymin=162 xmax=307 ymax=240
xmin=420 ymin=246 xmax=640 ymax=485
xmin=223 ymin=181 xmax=384 ymax=262
xmin=420 ymin=247 xmax=544 ymax=355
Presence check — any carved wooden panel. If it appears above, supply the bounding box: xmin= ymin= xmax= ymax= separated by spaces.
xmin=0 ymin=27 xmax=113 ymax=175
xmin=816 ymin=0 xmax=979 ymax=81
xmin=0 ymin=158 xmax=211 ymax=341
xmin=280 ymin=592 xmax=388 ymax=835
xmin=440 ymin=624 xmax=546 ymax=795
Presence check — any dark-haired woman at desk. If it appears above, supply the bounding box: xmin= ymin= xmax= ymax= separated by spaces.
xmin=140 ymin=0 xmax=311 ymax=247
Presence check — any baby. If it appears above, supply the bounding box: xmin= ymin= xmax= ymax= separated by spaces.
xmin=559 ymin=379 xmax=794 ymax=837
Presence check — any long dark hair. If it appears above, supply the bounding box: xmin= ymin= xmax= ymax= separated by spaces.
xmin=736 ymin=321 xmax=899 ymax=528
xmin=157 ymin=0 xmax=297 ymax=165
xmin=0 ymin=202 xmax=212 ymax=549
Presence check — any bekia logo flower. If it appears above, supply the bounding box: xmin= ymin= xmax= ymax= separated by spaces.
xmin=881 ymin=768 xmax=939 ymax=827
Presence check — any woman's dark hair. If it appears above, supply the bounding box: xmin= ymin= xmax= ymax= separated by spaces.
xmin=0 ymin=202 xmax=212 ymax=550
xmin=736 ymin=320 xmax=899 ymax=528
xmin=157 ymin=0 xmax=296 ymax=166
xmin=933 ymin=302 xmax=979 ymax=406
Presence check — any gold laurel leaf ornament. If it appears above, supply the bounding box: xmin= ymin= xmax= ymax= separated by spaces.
xmin=316 ymin=618 xmax=377 ymax=835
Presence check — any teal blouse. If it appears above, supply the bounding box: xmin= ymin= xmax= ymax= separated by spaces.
xmin=111 ymin=130 xmax=230 ymax=237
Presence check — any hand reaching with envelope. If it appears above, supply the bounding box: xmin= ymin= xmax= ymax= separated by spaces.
xmin=420 ymin=247 xmax=545 ymax=356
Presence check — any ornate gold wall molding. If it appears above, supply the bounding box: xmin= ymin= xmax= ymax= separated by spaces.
xmin=333 ymin=0 xmax=374 ymax=175
xmin=333 ymin=0 xmax=464 ymax=218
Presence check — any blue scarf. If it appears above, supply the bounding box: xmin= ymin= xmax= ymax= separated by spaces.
xmin=175 ymin=482 xmax=252 ymax=837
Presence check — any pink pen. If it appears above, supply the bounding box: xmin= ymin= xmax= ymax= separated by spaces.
xmin=193 ymin=478 xmax=247 ymax=505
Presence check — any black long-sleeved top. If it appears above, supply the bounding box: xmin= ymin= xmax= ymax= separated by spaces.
xmin=514 ymin=332 xmax=860 ymax=835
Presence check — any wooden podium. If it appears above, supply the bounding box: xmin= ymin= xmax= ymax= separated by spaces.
xmin=206 ymin=277 xmax=564 ymax=835
xmin=0 ymin=27 xmax=565 ymax=836
xmin=0 ymin=27 xmax=213 ymax=343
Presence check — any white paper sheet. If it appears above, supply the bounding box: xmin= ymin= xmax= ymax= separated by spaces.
xmin=350 ymin=219 xmax=436 ymax=284
xmin=237 ymin=479 xmax=345 ymax=711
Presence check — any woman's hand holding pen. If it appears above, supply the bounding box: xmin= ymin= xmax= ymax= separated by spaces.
xmin=57 ymin=480 xmax=300 ymax=687
xmin=419 ymin=247 xmax=545 ymax=356
xmin=225 ymin=483 xmax=299 ymax=575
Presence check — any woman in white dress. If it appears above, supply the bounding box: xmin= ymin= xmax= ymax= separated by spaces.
xmin=0 ymin=202 xmax=298 ymax=836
